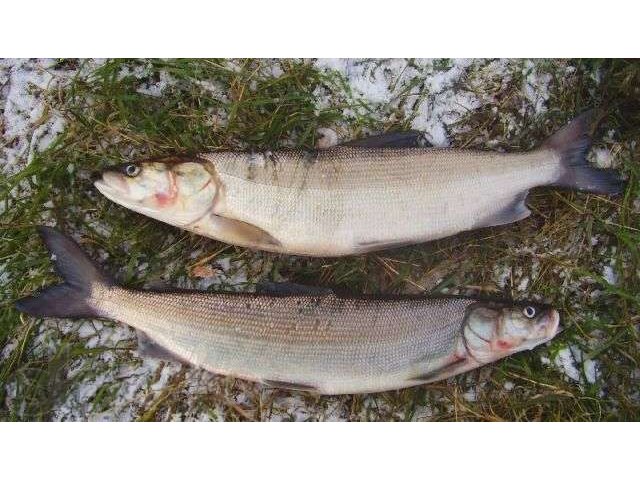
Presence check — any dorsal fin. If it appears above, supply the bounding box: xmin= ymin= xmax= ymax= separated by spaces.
xmin=255 ymin=281 xmax=333 ymax=296
xmin=340 ymin=131 xmax=432 ymax=148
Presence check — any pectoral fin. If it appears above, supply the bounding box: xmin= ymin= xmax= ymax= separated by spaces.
xmin=341 ymin=130 xmax=432 ymax=148
xmin=137 ymin=331 xmax=184 ymax=363
xmin=202 ymin=214 xmax=282 ymax=250
xmin=409 ymin=357 xmax=468 ymax=382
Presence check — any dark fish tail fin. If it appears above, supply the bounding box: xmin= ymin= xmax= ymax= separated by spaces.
xmin=15 ymin=227 xmax=113 ymax=318
xmin=546 ymin=110 xmax=623 ymax=195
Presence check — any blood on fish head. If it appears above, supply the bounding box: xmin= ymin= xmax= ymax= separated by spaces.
xmin=462 ymin=302 xmax=560 ymax=363
xmin=94 ymin=158 xmax=217 ymax=226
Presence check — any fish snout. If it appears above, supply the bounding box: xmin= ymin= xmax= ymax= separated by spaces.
xmin=94 ymin=170 xmax=130 ymax=195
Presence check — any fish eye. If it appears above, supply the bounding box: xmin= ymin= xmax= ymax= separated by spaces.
xmin=124 ymin=163 xmax=140 ymax=177
xmin=523 ymin=306 xmax=537 ymax=319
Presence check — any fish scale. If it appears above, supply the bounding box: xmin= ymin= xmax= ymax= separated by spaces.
xmin=202 ymin=147 xmax=559 ymax=256
xmin=100 ymin=289 xmax=473 ymax=393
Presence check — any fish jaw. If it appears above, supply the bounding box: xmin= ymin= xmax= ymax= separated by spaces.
xmin=94 ymin=177 xmax=166 ymax=219
xmin=94 ymin=176 xmax=126 ymax=206
xmin=95 ymin=171 xmax=131 ymax=195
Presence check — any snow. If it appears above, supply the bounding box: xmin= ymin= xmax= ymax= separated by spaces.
xmin=516 ymin=277 xmax=530 ymax=292
xmin=493 ymin=265 xmax=512 ymax=289
xmin=584 ymin=358 xmax=598 ymax=384
xmin=0 ymin=338 xmax=18 ymax=361
xmin=316 ymin=127 xmax=338 ymax=149
xmin=315 ymin=58 xmax=404 ymax=104
xmin=554 ymin=345 xmax=599 ymax=385
xmin=0 ymin=59 xmax=78 ymax=174
xmin=411 ymin=405 xmax=433 ymax=420
xmin=462 ymin=389 xmax=477 ymax=402
xmin=555 ymin=347 xmax=581 ymax=382
xmin=521 ymin=60 xmax=552 ymax=114
xmin=314 ymin=59 xmax=481 ymax=147
xmin=591 ymin=147 xmax=615 ymax=169
xmin=602 ymin=264 xmax=617 ymax=285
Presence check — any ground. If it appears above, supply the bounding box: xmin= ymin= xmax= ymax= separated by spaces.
xmin=0 ymin=58 xmax=638 ymax=421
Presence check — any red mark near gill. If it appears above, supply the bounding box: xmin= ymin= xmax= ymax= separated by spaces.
xmin=155 ymin=171 xmax=178 ymax=207
xmin=452 ymin=352 xmax=466 ymax=362
xmin=496 ymin=339 xmax=512 ymax=350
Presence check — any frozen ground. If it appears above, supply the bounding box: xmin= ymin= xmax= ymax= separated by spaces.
xmin=0 ymin=58 xmax=635 ymax=421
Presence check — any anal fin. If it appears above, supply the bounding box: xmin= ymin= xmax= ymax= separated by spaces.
xmin=262 ymin=379 xmax=319 ymax=393
xmin=475 ymin=191 xmax=531 ymax=228
xmin=137 ymin=331 xmax=184 ymax=363
xmin=354 ymin=238 xmax=417 ymax=253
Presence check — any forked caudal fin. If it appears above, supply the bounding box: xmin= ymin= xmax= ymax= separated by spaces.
xmin=546 ymin=110 xmax=623 ymax=195
xmin=15 ymin=227 xmax=113 ymax=318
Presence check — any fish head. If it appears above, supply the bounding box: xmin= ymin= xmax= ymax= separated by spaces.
xmin=94 ymin=158 xmax=217 ymax=226
xmin=463 ymin=301 xmax=560 ymax=363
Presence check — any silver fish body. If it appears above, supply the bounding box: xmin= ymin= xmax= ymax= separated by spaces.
xmin=196 ymin=147 xmax=554 ymax=256
xmin=106 ymin=289 xmax=478 ymax=393
xmin=94 ymin=112 xmax=621 ymax=256
xmin=16 ymin=228 xmax=560 ymax=395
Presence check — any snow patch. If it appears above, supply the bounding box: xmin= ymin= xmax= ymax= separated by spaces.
xmin=521 ymin=60 xmax=551 ymax=114
xmin=314 ymin=59 xmax=478 ymax=147
xmin=554 ymin=345 xmax=599 ymax=385
xmin=591 ymin=147 xmax=614 ymax=169
xmin=0 ymin=59 xmax=79 ymax=174
xmin=602 ymin=264 xmax=617 ymax=285
xmin=493 ymin=265 xmax=512 ymax=289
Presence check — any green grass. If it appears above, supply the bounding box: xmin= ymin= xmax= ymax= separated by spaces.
xmin=0 ymin=58 xmax=638 ymax=421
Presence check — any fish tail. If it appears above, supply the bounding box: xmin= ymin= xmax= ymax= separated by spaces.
xmin=15 ymin=227 xmax=113 ymax=319
xmin=546 ymin=110 xmax=623 ymax=195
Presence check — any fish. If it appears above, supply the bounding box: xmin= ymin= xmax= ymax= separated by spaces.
xmin=94 ymin=111 xmax=622 ymax=257
xmin=15 ymin=227 xmax=561 ymax=395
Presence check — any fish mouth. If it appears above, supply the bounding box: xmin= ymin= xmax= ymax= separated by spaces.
xmin=94 ymin=171 xmax=135 ymax=207
xmin=94 ymin=173 xmax=146 ymax=214
xmin=95 ymin=172 xmax=166 ymax=219
xmin=94 ymin=171 xmax=129 ymax=196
